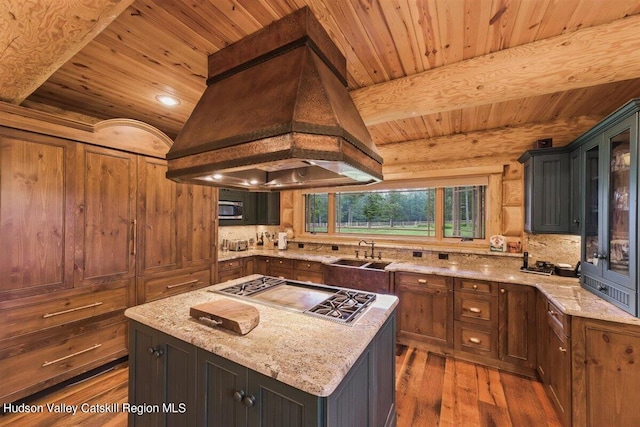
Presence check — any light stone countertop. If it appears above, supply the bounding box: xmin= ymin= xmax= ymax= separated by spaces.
xmin=218 ymin=249 xmax=640 ymax=327
xmin=125 ymin=275 xmax=398 ymax=397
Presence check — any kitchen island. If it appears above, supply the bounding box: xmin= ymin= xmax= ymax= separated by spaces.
xmin=124 ymin=275 xmax=398 ymax=427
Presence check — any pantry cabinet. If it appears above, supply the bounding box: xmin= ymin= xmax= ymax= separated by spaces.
xmin=0 ymin=116 xmax=216 ymax=405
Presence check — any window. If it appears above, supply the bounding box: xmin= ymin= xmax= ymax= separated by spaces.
xmin=302 ymin=182 xmax=488 ymax=242
xmin=443 ymin=186 xmax=485 ymax=238
xmin=305 ymin=193 xmax=328 ymax=233
xmin=335 ymin=190 xmax=436 ymax=236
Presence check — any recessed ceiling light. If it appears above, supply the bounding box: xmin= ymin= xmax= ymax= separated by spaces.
xmin=155 ymin=95 xmax=181 ymax=106
xmin=249 ymin=179 xmax=259 ymax=185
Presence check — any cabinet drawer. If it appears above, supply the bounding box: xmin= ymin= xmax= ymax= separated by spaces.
xmin=395 ymin=272 xmax=449 ymax=289
xmin=270 ymin=265 xmax=294 ymax=279
xmin=0 ymin=317 xmax=127 ymax=404
xmin=293 ymin=270 xmax=324 ymax=284
xmin=455 ymin=322 xmax=498 ymax=358
xmin=0 ymin=286 xmax=128 ymax=341
xmin=293 ymin=260 xmax=323 ymax=272
xmin=144 ymin=269 xmax=210 ymax=302
xmin=269 ymin=258 xmax=294 ymax=269
xmin=218 ymin=259 xmax=243 ymax=271
xmin=546 ymin=299 xmax=570 ymax=336
xmin=454 ymin=293 xmax=498 ymax=326
xmin=455 ymin=278 xmax=497 ymax=295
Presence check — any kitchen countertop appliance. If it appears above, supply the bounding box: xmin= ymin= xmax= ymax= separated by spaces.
xmin=228 ymin=239 xmax=248 ymax=251
xmin=277 ymin=232 xmax=288 ymax=250
xmin=213 ymin=276 xmax=376 ymax=325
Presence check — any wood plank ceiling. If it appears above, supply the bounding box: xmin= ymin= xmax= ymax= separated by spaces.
xmin=3 ymin=0 xmax=640 ymax=176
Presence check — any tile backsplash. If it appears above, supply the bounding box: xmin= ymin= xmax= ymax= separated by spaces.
xmin=525 ymin=233 xmax=581 ymax=266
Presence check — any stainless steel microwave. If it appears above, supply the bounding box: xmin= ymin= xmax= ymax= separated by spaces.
xmin=218 ymin=200 xmax=243 ymax=220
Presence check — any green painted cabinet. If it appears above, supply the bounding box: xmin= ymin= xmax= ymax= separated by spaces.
xmin=518 ymin=148 xmax=571 ymax=234
xmin=129 ymin=312 xmax=396 ymax=426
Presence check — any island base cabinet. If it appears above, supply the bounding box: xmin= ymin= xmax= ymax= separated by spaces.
xmin=128 ymin=322 xmax=197 ymax=427
xmin=129 ymin=312 xmax=396 ymax=427
xmin=572 ymin=318 xmax=640 ymax=427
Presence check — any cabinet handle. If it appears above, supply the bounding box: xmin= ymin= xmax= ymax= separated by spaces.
xmin=233 ymin=390 xmax=245 ymax=402
xmin=42 ymin=343 xmax=102 ymax=367
xmin=472 ymin=284 xmax=478 ymax=290
xmin=500 ymin=288 xmax=505 ymax=294
xmin=243 ymin=395 xmax=256 ymax=407
xmin=42 ymin=302 xmax=103 ymax=318
xmin=265 ymin=259 xmax=270 ymax=263
xmin=548 ymin=309 xmax=556 ymax=317
xmin=166 ymin=279 xmax=199 ymax=289
xmin=131 ymin=220 xmax=137 ymax=255
xmin=418 ymin=279 xmax=427 ymax=284
xmin=468 ymin=337 xmax=481 ymax=344
xmin=279 ymin=260 xmax=283 ymax=264
xmin=469 ymin=307 xmax=481 ymax=313
xmin=559 ymin=346 xmax=567 ymax=353
xmin=307 ymin=264 xmax=311 ymax=268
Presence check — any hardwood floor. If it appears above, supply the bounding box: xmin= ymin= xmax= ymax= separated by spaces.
xmin=0 ymin=347 xmax=561 ymax=427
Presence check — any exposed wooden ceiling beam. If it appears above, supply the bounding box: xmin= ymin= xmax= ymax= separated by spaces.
xmin=379 ymin=116 xmax=600 ymax=180
xmin=351 ymin=15 xmax=640 ymax=126
xmin=0 ymin=0 xmax=134 ymax=104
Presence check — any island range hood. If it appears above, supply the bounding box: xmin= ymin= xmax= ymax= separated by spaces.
xmin=166 ymin=7 xmax=383 ymax=191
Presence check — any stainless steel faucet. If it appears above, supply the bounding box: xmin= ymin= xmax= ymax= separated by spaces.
xmin=358 ymin=240 xmax=375 ymax=259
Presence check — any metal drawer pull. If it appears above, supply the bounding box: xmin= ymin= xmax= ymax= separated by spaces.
xmin=469 ymin=307 xmax=481 ymax=313
xmin=472 ymin=284 xmax=478 ymax=290
xmin=42 ymin=344 xmax=102 ymax=367
xmin=548 ymin=310 xmax=556 ymax=316
xmin=418 ymin=279 xmax=427 ymax=284
xmin=43 ymin=302 xmax=103 ymax=318
xmin=559 ymin=346 xmax=567 ymax=353
xmin=131 ymin=220 xmax=137 ymax=255
xmin=468 ymin=337 xmax=481 ymax=344
xmin=166 ymin=279 xmax=199 ymax=289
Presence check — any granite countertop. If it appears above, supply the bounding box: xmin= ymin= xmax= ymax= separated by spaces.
xmin=218 ymin=249 xmax=640 ymax=327
xmin=125 ymin=275 xmax=398 ymax=397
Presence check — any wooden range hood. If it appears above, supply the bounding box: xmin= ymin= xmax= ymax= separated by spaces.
xmin=166 ymin=7 xmax=383 ymax=191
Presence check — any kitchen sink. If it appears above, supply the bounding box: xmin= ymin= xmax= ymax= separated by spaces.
xmin=324 ymin=259 xmax=391 ymax=293
xmin=332 ymin=259 xmax=371 ymax=267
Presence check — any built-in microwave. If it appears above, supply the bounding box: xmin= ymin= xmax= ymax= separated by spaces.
xmin=218 ymin=200 xmax=243 ymax=220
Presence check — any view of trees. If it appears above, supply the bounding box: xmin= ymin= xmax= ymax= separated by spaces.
xmin=305 ymin=186 xmax=485 ymax=238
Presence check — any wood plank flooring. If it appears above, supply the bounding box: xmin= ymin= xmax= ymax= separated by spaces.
xmin=1 ymin=346 xmax=561 ymax=426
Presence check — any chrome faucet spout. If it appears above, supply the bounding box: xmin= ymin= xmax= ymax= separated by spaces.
xmin=358 ymin=240 xmax=375 ymax=259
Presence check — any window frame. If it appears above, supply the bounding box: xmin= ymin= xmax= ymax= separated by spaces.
xmin=293 ymin=174 xmax=501 ymax=248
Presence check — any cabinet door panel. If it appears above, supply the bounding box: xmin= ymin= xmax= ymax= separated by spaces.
xmin=138 ymin=157 xmax=178 ymax=275
xmin=76 ymin=146 xmax=136 ymax=284
xmin=499 ymin=284 xmax=536 ymax=368
xmin=0 ymin=134 xmax=75 ymax=296
xmin=182 ymin=184 xmax=214 ymax=267
xmin=397 ymin=281 xmax=453 ymax=346
xmin=198 ymin=350 xmax=248 ymax=427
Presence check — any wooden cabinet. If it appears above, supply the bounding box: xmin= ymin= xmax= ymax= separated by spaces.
xmin=218 ymin=259 xmax=245 ymax=283
xmin=130 ymin=313 xmax=396 ymax=427
xmin=454 ymin=278 xmax=499 ymax=358
xmin=572 ymin=317 xmax=640 ymax=427
xmin=136 ymin=157 xmax=214 ymax=303
xmin=293 ymin=260 xmax=324 ymax=283
xmin=268 ymin=257 xmax=294 ymax=279
xmin=0 ymin=121 xmax=215 ymax=404
xmin=128 ymin=322 xmax=197 ymax=427
xmin=395 ymin=272 xmax=453 ymax=348
xmin=518 ymin=148 xmax=571 ymax=234
xmin=0 ymin=314 xmax=127 ymax=405
xmin=498 ymin=283 xmax=536 ymax=369
xmin=0 ymin=129 xmax=76 ymax=300
xmin=537 ymin=293 xmax=571 ymax=427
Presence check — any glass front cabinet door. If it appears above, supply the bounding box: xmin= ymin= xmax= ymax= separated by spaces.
xmin=579 ymin=109 xmax=638 ymax=316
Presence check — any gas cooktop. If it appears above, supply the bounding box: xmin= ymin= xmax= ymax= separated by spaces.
xmin=214 ymin=276 xmax=376 ymax=325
